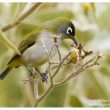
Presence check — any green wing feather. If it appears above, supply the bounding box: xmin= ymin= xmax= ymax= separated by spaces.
xmin=18 ymin=27 xmax=41 ymax=53
xmin=8 ymin=28 xmax=41 ymax=65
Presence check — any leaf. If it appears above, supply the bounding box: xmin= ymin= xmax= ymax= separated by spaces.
xmin=96 ymin=5 xmax=110 ymax=29
xmin=0 ymin=30 xmax=21 ymax=55
xmin=34 ymin=10 xmax=74 ymax=23
xmin=69 ymin=95 xmax=83 ymax=107
xmin=42 ymin=84 xmax=68 ymax=107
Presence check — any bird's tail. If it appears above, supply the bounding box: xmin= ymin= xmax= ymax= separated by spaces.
xmin=0 ymin=66 xmax=11 ymax=80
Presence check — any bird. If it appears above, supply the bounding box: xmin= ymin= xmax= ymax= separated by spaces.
xmin=0 ymin=17 xmax=78 ymax=82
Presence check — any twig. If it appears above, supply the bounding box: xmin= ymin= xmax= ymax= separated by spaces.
xmin=55 ymin=44 xmax=62 ymax=63
xmin=41 ymin=38 xmax=54 ymax=85
xmin=33 ymin=78 xmax=40 ymax=100
xmin=25 ymin=38 xmax=102 ymax=107
xmin=0 ymin=3 xmax=43 ymax=55
xmin=33 ymin=85 xmax=54 ymax=107
xmin=54 ymin=54 xmax=101 ymax=87
xmin=1 ymin=3 xmax=43 ymax=32
xmin=33 ymin=38 xmax=56 ymax=107
xmin=33 ymin=38 xmax=65 ymax=106
xmin=52 ymin=52 xmax=71 ymax=78
xmin=32 ymin=51 xmax=101 ymax=106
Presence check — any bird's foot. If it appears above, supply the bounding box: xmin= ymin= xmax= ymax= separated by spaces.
xmin=35 ymin=67 xmax=48 ymax=82
xmin=40 ymin=73 xmax=48 ymax=82
xmin=26 ymin=66 xmax=36 ymax=77
xmin=29 ymin=72 xmax=36 ymax=78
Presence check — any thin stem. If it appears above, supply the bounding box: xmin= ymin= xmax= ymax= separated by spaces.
xmin=33 ymin=78 xmax=40 ymax=100
xmin=33 ymin=85 xmax=54 ymax=107
xmin=33 ymin=56 xmax=99 ymax=106
xmin=41 ymin=38 xmax=55 ymax=85
xmin=52 ymin=52 xmax=71 ymax=78
xmin=55 ymin=44 xmax=61 ymax=63
xmin=54 ymin=56 xmax=99 ymax=87
xmin=31 ymin=36 xmax=102 ymax=107
xmin=0 ymin=3 xmax=43 ymax=55
xmin=32 ymin=51 xmax=101 ymax=106
xmin=1 ymin=3 xmax=43 ymax=32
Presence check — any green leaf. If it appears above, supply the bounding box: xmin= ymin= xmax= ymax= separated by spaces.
xmin=0 ymin=30 xmax=21 ymax=55
xmin=69 ymin=95 xmax=83 ymax=107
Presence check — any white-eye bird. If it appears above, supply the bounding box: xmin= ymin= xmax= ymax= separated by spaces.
xmin=0 ymin=17 xmax=78 ymax=82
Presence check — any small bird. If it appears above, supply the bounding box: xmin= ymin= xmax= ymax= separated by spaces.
xmin=0 ymin=17 xmax=78 ymax=81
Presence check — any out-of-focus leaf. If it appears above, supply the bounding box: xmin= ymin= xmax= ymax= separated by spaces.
xmin=76 ymin=25 xmax=98 ymax=43
xmin=42 ymin=84 xmax=68 ymax=107
xmin=105 ymin=53 xmax=110 ymax=65
xmin=99 ymin=67 xmax=110 ymax=76
xmin=0 ymin=69 xmax=23 ymax=107
xmin=16 ymin=23 xmax=37 ymax=39
xmin=40 ymin=3 xmax=57 ymax=9
xmin=0 ymin=30 xmax=21 ymax=55
xmin=83 ymin=3 xmax=96 ymax=15
xmin=34 ymin=10 xmax=74 ymax=23
xmin=86 ymin=69 xmax=109 ymax=99
xmin=96 ymin=5 xmax=110 ymax=29
xmin=69 ymin=95 xmax=83 ymax=107
xmin=89 ymin=32 xmax=110 ymax=51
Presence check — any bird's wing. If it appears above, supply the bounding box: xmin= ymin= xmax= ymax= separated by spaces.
xmin=8 ymin=28 xmax=41 ymax=65
xmin=18 ymin=27 xmax=41 ymax=53
xmin=18 ymin=34 xmax=37 ymax=53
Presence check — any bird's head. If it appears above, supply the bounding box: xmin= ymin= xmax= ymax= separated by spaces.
xmin=43 ymin=17 xmax=78 ymax=46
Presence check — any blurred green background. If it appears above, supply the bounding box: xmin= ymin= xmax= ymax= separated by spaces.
xmin=0 ymin=3 xmax=110 ymax=107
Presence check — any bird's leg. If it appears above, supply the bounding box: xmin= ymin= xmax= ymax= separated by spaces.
xmin=25 ymin=66 xmax=36 ymax=77
xmin=35 ymin=67 xmax=48 ymax=82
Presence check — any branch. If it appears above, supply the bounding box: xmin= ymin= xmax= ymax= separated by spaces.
xmin=24 ymin=39 xmax=102 ymax=107
xmin=1 ymin=3 xmax=43 ymax=32
xmin=52 ymin=52 xmax=71 ymax=78
xmin=0 ymin=3 xmax=43 ymax=55
xmin=32 ymin=38 xmax=55 ymax=107
xmin=41 ymin=38 xmax=54 ymax=85
xmin=33 ymin=78 xmax=40 ymax=100
xmin=54 ymin=54 xmax=100 ymax=87
xmin=33 ymin=85 xmax=54 ymax=107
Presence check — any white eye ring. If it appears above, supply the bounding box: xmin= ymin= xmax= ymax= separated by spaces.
xmin=66 ymin=27 xmax=73 ymax=35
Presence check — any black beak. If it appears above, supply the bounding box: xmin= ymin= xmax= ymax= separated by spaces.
xmin=73 ymin=36 xmax=78 ymax=46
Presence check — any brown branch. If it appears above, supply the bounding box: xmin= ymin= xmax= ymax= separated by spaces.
xmin=54 ymin=52 xmax=101 ymax=87
xmin=33 ymin=78 xmax=40 ymax=100
xmin=32 ymin=38 xmax=56 ymax=107
xmin=33 ymin=85 xmax=54 ymax=107
xmin=55 ymin=44 xmax=62 ymax=63
xmin=24 ymin=39 xmax=102 ymax=107
xmin=41 ymin=38 xmax=55 ymax=85
xmin=1 ymin=3 xmax=43 ymax=32
xmin=52 ymin=52 xmax=71 ymax=78
xmin=33 ymin=51 xmax=101 ymax=106
xmin=0 ymin=3 xmax=43 ymax=55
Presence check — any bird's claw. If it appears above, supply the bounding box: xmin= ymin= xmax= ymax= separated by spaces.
xmin=40 ymin=73 xmax=48 ymax=82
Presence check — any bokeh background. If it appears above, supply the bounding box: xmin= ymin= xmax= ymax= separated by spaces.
xmin=0 ymin=3 xmax=110 ymax=107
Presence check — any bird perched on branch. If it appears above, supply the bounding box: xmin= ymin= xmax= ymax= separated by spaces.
xmin=0 ymin=17 xmax=78 ymax=82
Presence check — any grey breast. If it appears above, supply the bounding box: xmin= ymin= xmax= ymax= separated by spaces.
xmin=22 ymin=31 xmax=62 ymax=66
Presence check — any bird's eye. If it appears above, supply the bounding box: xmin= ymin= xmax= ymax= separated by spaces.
xmin=66 ymin=27 xmax=73 ymax=35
